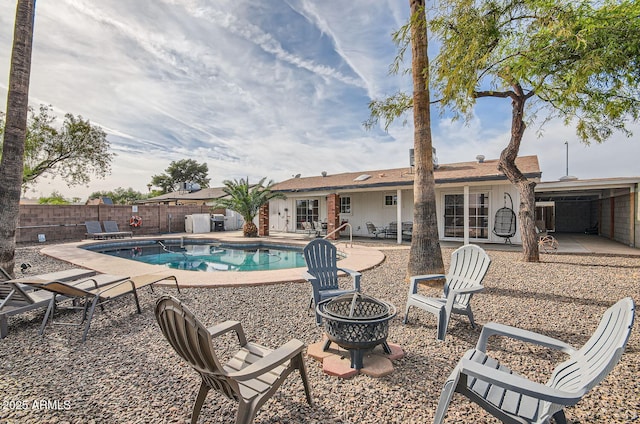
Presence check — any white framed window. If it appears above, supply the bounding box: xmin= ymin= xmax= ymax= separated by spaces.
xmin=384 ymin=194 xmax=397 ymax=206
xmin=443 ymin=192 xmax=489 ymax=239
xmin=340 ymin=196 xmax=352 ymax=214
xmin=295 ymin=199 xmax=319 ymax=230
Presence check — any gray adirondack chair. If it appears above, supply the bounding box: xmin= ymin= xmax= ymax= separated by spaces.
xmin=302 ymin=239 xmax=361 ymax=325
xmin=404 ymin=244 xmax=491 ymax=340
xmin=434 ymin=297 xmax=635 ymax=424
xmin=155 ymin=296 xmax=312 ymax=424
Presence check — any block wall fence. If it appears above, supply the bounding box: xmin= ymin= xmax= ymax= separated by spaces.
xmin=16 ymin=204 xmax=211 ymax=244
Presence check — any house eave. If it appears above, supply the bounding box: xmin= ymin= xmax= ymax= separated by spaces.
xmin=273 ymin=172 xmax=542 ymax=194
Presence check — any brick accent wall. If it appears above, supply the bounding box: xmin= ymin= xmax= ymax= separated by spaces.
xmin=259 ymin=204 xmax=269 ymax=236
xmin=327 ymin=193 xmax=340 ymax=240
xmin=16 ymin=204 xmax=210 ymax=243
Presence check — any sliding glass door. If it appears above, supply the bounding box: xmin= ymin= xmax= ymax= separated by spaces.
xmin=296 ymin=199 xmax=319 ymax=230
xmin=444 ymin=193 xmax=489 ymax=239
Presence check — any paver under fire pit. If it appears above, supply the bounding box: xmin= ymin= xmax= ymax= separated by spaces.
xmin=316 ymin=293 xmax=397 ymax=370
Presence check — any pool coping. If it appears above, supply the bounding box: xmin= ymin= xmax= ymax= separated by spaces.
xmin=40 ymin=233 xmax=386 ymax=288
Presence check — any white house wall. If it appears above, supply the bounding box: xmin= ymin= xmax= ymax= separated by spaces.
xmin=338 ymin=190 xmax=414 ymax=237
xmin=269 ymin=182 xmax=523 ymax=243
xmin=268 ymin=196 xmax=329 ymax=232
xmin=269 ymin=198 xmax=293 ymax=232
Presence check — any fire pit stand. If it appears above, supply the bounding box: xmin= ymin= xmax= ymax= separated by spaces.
xmin=317 ymin=293 xmax=397 ymax=370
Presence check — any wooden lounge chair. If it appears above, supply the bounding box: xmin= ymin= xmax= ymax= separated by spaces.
xmin=37 ymin=273 xmax=179 ymax=342
xmin=404 ymin=244 xmax=491 ymax=340
xmin=302 ymin=238 xmax=361 ymax=325
xmin=102 ymin=220 xmax=133 ymax=238
xmin=433 ymin=297 xmax=635 ymax=424
xmin=155 ymin=295 xmax=313 ymax=424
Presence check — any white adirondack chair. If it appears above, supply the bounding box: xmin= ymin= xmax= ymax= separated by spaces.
xmin=433 ymin=297 xmax=635 ymax=424
xmin=404 ymin=244 xmax=491 ymax=340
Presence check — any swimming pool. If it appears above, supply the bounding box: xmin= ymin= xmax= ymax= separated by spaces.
xmin=83 ymin=239 xmax=307 ymax=272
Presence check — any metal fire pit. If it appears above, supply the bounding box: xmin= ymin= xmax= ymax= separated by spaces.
xmin=317 ymin=293 xmax=397 ymax=370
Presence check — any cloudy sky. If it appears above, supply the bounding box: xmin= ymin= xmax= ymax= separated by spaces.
xmin=1 ymin=0 xmax=638 ymax=200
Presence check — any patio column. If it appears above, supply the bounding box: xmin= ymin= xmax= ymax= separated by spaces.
xmin=396 ymin=189 xmax=402 ymax=244
xmin=464 ymin=185 xmax=469 ymax=245
xmin=327 ymin=193 xmax=340 ymax=240
xmin=629 ymin=187 xmax=635 ymax=247
xmin=258 ymin=203 xmax=269 ymax=236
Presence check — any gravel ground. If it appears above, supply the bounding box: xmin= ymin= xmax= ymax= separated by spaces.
xmin=1 ymin=244 xmax=639 ymax=423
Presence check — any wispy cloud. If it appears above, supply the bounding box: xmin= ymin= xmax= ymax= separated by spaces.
xmin=0 ymin=0 xmax=638 ymax=200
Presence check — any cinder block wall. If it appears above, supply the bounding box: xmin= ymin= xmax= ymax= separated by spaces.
xmin=613 ymin=194 xmax=631 ymax=246
xmin=16 ymin=204 xmax=210 ymax=243
xmin=596 ymin=192 xmax=632 ymax=246
xmin=554 ymin=200 xmax=591 ymax=233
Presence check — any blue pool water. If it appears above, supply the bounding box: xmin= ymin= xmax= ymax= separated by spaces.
xmin=85 ymin=240 xmax=307 ymax=272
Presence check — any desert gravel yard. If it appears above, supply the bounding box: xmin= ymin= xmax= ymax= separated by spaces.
xmin=1 ymin=245 xmax=639 ymax=423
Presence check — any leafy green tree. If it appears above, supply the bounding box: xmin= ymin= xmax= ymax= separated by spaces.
xmin=38 ymin=191 xmax=71 ymax=205
xmin=213 ymin=177 xmax=285 ymax=237
xmin=0 ymin=104 xmax=114 ymax=189
xmin=150 ymin=159 xmax=210 ymax=194
xmin=0 ymin=0 xmax=35 ymax=278
xmin=370 ymin=0 xmax=640 ymax=262
xmin=88 ymin=187 xmax=146 ymax=205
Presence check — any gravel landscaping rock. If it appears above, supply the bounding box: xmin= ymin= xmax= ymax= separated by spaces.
xmin=1 ymin=244 xmax=639 ymax=423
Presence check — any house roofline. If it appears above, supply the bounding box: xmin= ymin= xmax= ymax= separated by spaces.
xmin=273 ymin=172 xmax=542 ymax=193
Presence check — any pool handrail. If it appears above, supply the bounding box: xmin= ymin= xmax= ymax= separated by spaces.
xmin=323 ymin=223 xmax=352 ymax=248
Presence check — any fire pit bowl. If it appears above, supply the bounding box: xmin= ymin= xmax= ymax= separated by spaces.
xmin=317 ymin=293 xmax=397 ymax=369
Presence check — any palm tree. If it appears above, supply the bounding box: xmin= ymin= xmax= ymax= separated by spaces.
xmin=0 ymin=0 xmax=36 ymax=277
xmin=214 ymin=177 xmax=285 ymax=237
xmin=407 ymin=0 xmax=444 ymax=278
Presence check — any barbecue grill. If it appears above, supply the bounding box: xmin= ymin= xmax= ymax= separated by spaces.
xmin=211 ymin=214 xmax=225 ymax=232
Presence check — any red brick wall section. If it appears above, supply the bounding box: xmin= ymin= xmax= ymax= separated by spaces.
xmin=327 ymin=193 xmax=340 ymax=240
xmin=16 ymin=204 xmax=210 ymax=243
xmin=259 ymin=203 xmax=269 ymax=236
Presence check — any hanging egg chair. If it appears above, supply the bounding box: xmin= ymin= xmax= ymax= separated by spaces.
xmin=493 ymin=193 xmax=516 ymax=244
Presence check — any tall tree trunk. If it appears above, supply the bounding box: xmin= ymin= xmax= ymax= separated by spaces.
xmin=497 ymin=85 xmax=539 ymax=262
xmin=0 ymin=0 xmax=36 ymax=278
xmin=407 ymin=0 xmax=445 ymax=279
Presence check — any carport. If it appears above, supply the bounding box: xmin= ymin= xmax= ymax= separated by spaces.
xmin=535 ymin=177 xmax=640 ymax=248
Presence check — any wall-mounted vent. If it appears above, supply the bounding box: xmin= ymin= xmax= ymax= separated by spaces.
xmin=354 ymin=174 xmax=371 ymax=182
